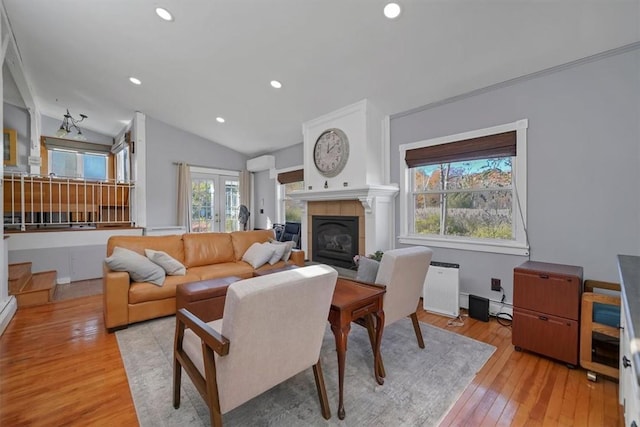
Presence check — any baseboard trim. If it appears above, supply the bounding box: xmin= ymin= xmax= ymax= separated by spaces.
xmin=0 ymin=296 xmax=17 ymax=336
xmin=459 ymin=292 xmax=513 ymax=317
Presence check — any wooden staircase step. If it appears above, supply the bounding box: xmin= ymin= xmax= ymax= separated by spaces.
xmin=14 ymin=270 xmax=57 ymax=308
xmin=8 ymin=262 xmax=32 ymax=294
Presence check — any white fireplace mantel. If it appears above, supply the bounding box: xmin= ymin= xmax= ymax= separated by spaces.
xmin=291 ymin=184 xmax=399 ymax=255
xmin=289 ymin=184 xmax=398 ymax=209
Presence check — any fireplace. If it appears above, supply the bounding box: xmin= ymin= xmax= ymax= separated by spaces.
xmin=312 ymin=215 xmax=359 ymax=269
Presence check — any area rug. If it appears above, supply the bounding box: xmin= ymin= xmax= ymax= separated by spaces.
xmin=116 ymin=316 xmax=495 ymax=426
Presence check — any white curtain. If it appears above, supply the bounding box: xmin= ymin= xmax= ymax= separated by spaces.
xmin=177 ymin=163 xmax=192 ymax=231
xmin=239 ymin=169 xmax=251 ymax=209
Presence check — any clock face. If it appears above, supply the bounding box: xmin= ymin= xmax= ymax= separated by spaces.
xmin=313 ymin=128 xmax=349 ymax=178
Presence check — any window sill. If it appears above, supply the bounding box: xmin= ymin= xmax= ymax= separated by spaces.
xmin=398 ymin=234 xmax=530 ymax=256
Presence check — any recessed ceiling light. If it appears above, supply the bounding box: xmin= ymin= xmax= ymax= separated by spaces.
xmin=155 ymin=7 xmax=174 ymax=21
xmin=129 ymin=77 xmax=142 ymax=85
xmin=216 ymin=117 xmax=225 ymax=123
xmin=383 ymin=3 xmax=401 ymax=19
xmin=270 ymin=80 xmax=282 ymax=89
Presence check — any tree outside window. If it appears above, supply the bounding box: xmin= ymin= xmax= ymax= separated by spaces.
xmin=412 ymin=157 xmax=512 ymax=239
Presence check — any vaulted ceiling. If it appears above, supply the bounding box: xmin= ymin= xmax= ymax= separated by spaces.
xmin=3 ymin=0 xmax=639 ymax=155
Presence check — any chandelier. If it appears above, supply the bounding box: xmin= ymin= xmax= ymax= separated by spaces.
xmin=55 ymin=109 xmax=88 ymax=139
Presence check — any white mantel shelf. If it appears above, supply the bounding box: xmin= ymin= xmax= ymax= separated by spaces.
xmin=289 ymin=184 xmax=399 ymax=202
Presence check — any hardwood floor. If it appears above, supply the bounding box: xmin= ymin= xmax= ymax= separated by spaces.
xmin=0 ymin=296 xmax=623 ymax=426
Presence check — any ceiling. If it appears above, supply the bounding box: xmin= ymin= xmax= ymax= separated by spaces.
xmin=3 ymin=1 xmax=639 ymax=156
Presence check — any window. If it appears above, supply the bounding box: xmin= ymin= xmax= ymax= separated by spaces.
xmin=44 ymin=136 xmax=112 ymax=181
xmin=399 ymin=120 xmax=528 ymax=255
xmin=49 ymin=149 xmax=108 ymax=180
xmin=115 ymin=145 xmax=130 ymax=182
xmin=276 ymin=168 xmax=304 ymax=223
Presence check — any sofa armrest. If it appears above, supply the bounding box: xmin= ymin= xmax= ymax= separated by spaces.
xmin=289 ymin=249 xmax=305 ymax=267
xmin=103 ymin=263 xmax=131 ymax=331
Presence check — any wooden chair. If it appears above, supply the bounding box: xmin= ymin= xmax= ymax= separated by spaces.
xmin=580 ymin=280 xmax=621 ymax=381
xmin=173 ymin=265 xmax=337 ymax=426
xmin=351 ymin=246 xmax=433 ymax=377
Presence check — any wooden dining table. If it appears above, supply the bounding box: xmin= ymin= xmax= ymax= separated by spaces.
xmin=328 ymin=277 xmax=386 ymax=420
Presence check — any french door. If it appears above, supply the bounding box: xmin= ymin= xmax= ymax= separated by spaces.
xmin=190 ymin=172 xmax=240 ymax=232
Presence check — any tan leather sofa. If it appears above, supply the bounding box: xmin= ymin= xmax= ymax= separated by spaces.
xmin=103 ymin=229 xmax=305 ymax=331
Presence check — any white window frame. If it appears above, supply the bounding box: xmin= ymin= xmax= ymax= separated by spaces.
xmin=274 ymin=165 xmax=304 ymax=224
xmin=398 ymin=119 xmax=529 ymax=256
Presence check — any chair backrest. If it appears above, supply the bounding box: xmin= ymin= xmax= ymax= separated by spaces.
xmin=375 ymin=246 xmax=433 ymax=326
xmin=281 ymin=221 xmax=301 ymax=248
xmin=216 ymin=264 xmax=337 ymax=413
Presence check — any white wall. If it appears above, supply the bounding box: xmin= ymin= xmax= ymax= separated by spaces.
xmin=389 ymin=46 xmax=640 ymax=305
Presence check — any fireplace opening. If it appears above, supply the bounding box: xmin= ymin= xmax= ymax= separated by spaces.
xmin=312 ymin=215 xmax=359 ymax=269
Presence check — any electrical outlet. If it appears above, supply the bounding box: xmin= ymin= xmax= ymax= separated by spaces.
xmin=491 ymin=278 xmax=501 ymax=291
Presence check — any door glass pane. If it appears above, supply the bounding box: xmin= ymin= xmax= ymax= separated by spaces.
xmin=224 ymin=179 xmax=239 ymax=232
xmin=191 ymin=178 xmax=215 ymax=232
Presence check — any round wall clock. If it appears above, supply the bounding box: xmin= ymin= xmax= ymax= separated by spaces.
xmin=313 ymin=128 xmax=350 ymax=178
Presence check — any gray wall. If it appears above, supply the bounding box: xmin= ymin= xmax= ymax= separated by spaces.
xmin=3 ymin=103 xmax=30 ymax=173
xmin=390 ymin=47 xmax=640 ymax=304
xmin=255 ymin=142 xmax=304 ymax=229
xmin=40 ymin=114 xmax=113 ymax=145
xmin=145 ymin=116 xmax=248 ymax=227
xmin=3 ymin=105 xmax=114 ymax=174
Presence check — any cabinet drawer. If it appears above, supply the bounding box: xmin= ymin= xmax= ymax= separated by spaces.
xmin=514 ymin=270 xmax=581 ymax=319
xmin=513 ymin=307 xmax=579 ymax=365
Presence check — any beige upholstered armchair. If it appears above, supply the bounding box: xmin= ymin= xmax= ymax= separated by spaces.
xmin=173 ymin=265 xmax=338 ymax=426
xmin=351 ymin=246 xmax=433 ymax=377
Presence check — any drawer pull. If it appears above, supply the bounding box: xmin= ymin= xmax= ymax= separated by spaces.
xmin=539 ymin=274 xmax=549 ymax=279
xmin=538 ymin=315 xmax=548 ymax=321
xmin=353 ymin=303 xmax=376 ymax=318
xmin=623 ymin=356 xmax=632 ymax=368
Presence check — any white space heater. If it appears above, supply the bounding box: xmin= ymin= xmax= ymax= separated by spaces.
xmin=423 ymin=261 xmax=460 ymax=318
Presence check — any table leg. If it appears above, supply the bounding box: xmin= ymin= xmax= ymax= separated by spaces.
xmin=330 ymin=321 xmax=350 ymax=420
xmin=372 ymin=309 xmax=385 ymax=385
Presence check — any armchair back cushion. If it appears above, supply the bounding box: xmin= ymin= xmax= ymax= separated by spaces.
xmin=183 ymin=232 xmax=235 ymax=268
xmin=375 ymin=246 xmax=433 ymax=326
xmin=184 ymin=264 xmax=337 ymax=413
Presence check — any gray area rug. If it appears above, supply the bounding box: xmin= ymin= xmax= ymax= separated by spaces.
xmin=116 ymin=316 xmax=495 ymax=427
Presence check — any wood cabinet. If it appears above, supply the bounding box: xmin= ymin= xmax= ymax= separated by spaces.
xmin=512 ymin=261 xmax=583 ymax=366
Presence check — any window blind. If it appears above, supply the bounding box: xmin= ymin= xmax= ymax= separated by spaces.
xmin=277 ymin=169 xmax=304 ymax=184
xmin=43 ymin=136 xmax=111 ymax=154
xmin=405 ymin=131 xmax=516 ymax=168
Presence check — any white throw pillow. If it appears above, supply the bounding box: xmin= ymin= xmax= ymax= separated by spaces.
xmin=266 ymin=242 xmax=287 ymax=265
xmin=268 ymin=239 xmax=295 ymax=262
xmin=145 ymin=249 xmax=186 ymax=276
xmin=242 ymin=242 xmax=275 ymax=269
xmin=105 ymin=246 xmax=166 ymax=286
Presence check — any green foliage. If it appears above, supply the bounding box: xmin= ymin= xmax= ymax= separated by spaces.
xmin=368 ymin=250 xmax=384 ymax=262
